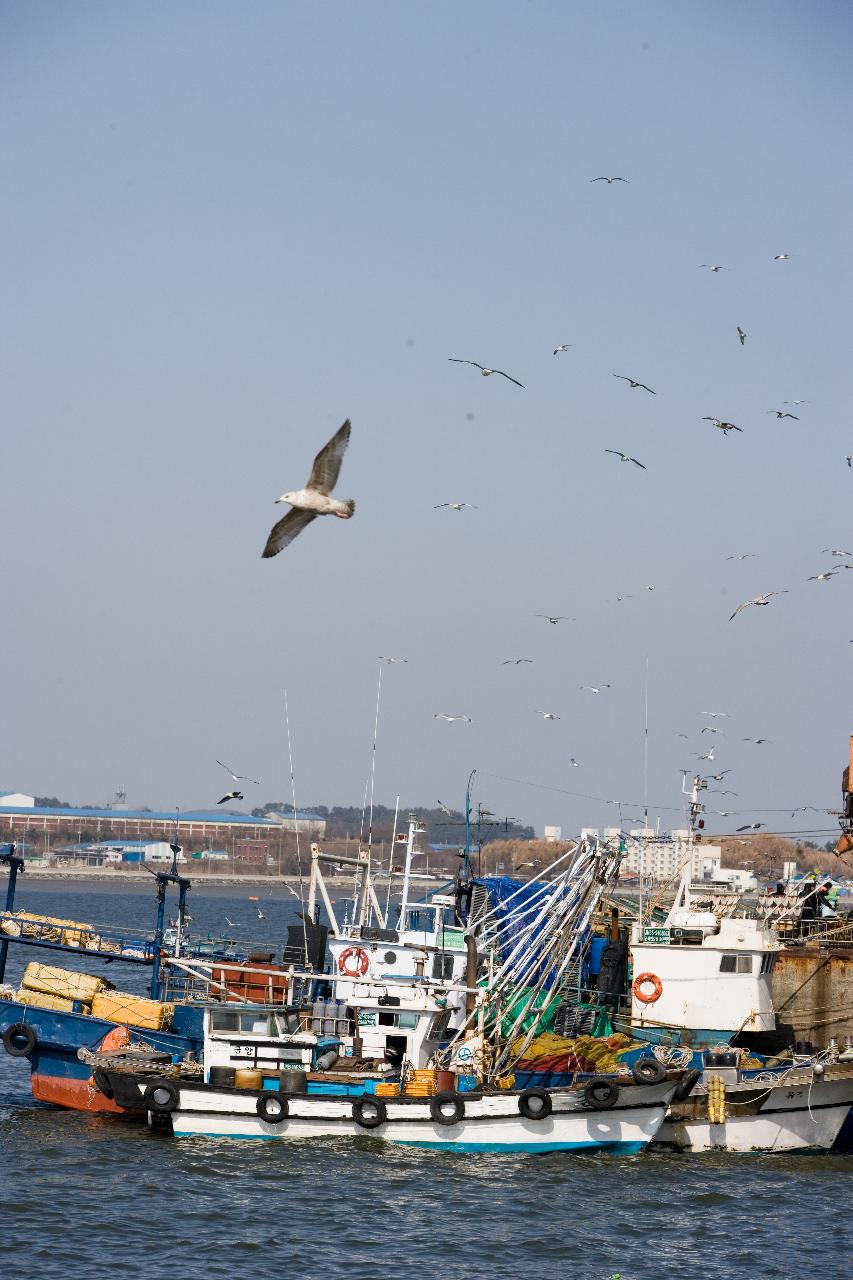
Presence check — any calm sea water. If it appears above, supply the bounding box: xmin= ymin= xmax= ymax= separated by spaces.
xmin=2 ymin=882 xmax=851 ymax=1280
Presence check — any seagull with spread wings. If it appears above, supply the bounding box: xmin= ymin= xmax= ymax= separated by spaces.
xmin=553 ymin=344 xmax=571 ymax=355
xmin=726 ymin=553 xmax=758 ymax=561
xmin=535 ymin=614 xmax=570 ymax=624
xmin=808 ymin=571 xmax=837 ymax=582
xmin=378 ymin=656 xmax=408 ymax=664
xmin=737 ymin=823 xmax=765 ymax=832
xmin=768 ymin=409 xmax=800 ymax=420
xmin=448 ymin=358 xmax=524 ymax=388
xmin=702 ymin=418 xmax=742 ymax=434
xmin=699 ymin=264 xmax=728 ymax=272
xmin=613 ymin=375 xmax=656 ymax=394
xmin=581 ymin=684 xmax=611 ymax=694
xmin=434 ymin=713 xmax=471 ymax=723
xmin=729 ymin=591 xmax=787 ymax=620
xmin=216 ymin=760 xmax=260 ymax=785
xmin=502 ymin=657 xmax=533 ymax=665
xmin=774 ymin=253 xmax=793 ymax=261
xmin=218 ymin=791 xmax=243 ymax=805
xmin=591 ymin=175 xmax=628 ymax=184
xmin=262 ymin=419 xmax=355 ymax=558
xmin=535 ymin=710 xmax=560 ymax=720
xmin=605 ymin=449 xmax=647 ymax=469
xmin=737 ymin=326 xmax=747 ymax=345
xmin=434 ymin=502 xmax=477 ymax=510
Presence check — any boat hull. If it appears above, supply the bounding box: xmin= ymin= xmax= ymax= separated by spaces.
xmin=105 ymin=1073 xmax=680 ymax=1152
xmin=654 ymin=1071 xmax=853 ymax=1152
xmin=0 ymin=998 xmax=202 ymax=1115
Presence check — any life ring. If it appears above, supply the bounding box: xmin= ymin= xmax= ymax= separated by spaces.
xmin=143 ymin=1080 xmax=179 ymax=1114
xmin=429 ymin=1092 xmax=465 ymax=1126
xmin=99 ymin=1024 xmax=132 ymax=1053
xmin=632 ymin=972 xmax=663 ymax=1004
xmin=518 ymin=1088 xmax=552 ymax=1120
xmin=338 ymin=946 xmax=370 ymax=978
xmin=256 ymin=1092 xmax=288 ymax=1124
xmin=352 ymin=1096 xmax=387 ymax=1129
xmin=631 ymin=1057 xmax=668 ymax=1085
xmin=2 ymin=1023 xmax=36 ymax=1058
xmin=582 ymin=1077 xmax=619 ymax=1110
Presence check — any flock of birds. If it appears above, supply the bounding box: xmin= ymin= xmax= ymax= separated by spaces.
xmin=248 ymin=181 xmax=845 ymax=843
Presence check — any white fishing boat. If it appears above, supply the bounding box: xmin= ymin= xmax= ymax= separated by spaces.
xmin=128 ymin=1071 xmax=683 ymax=1151
xmin=654 ymin=1057 xmax=853 ymax=1152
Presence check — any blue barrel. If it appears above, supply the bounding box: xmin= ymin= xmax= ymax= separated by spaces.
xmin=588 ymin=935 xmax=608 ymax=977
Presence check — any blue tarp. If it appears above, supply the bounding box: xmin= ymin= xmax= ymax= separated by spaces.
xmin=470 ymin=875 xmax=590 ymax=989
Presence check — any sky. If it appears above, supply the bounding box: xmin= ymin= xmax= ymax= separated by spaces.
xmin=2 ymin=1 xmax=852 ymax=841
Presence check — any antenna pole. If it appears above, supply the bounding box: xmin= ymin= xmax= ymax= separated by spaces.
xmin=284 ymin=689 xmax=309 ymax=967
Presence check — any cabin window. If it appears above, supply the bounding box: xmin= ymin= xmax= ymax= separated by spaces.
xmin=209 ymin=1009 xmax=240 ymax=1033
xmin=720 ymin=954 xmax=753 ymax=973
xmin=760 ymin=953 xmax=776 ymax=974
xmin=432 ymin=953 xmax=455 ymax=980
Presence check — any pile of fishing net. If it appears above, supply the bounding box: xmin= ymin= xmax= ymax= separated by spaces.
xmin=512 ymin=1030 xmax=639 ymax=1075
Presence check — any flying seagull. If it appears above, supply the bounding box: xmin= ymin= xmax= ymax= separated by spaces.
xmin=553 ymin=344 xmax=571 ymax=355
xmin=699 ymin=264 xmax=728 ymax=272
xmin=847 ymin=456 xmax=853 ymax=468
xmin=701 ymin=725 xmax=723 ymax=734
xmin=773 ymin=253 xmax=793 ymax=261
xmin=436 ymin=800 xmax=455 ymax=816
xmin=737 ymin=823 xmax=765 ymax=832
xmin=743 ymin=738 xmax=772 ymax=744
xmin=535 ymin=614 xmax=570 ymax=624
xmin=217 ymin=791 xmax=243 ymax=805
xmin=737 ymin=326 xmax=747 ymax=345
xmin=434 ymin=713 xmax=471 ymax=722
xmin=700 ymin=711 xmax=729 ymax=718
xmin=673 ymin=732 xmax=689 ymax=739
xmin=729 ymin=591 xmax=787 ymax=620
xmin=605 ymin=449 xmax=647 ymax=469
xmin=378 ymin=655 xmax=408 ymax=664
xmin=225 ymin=916 xmax=238 ymax=928
xmin=581 ymin=684 xmax=611 ymax=693
xmin=216 ymin=760 xmax=259 ymax=785
xmin=448 ymin=358 xmax=524 ymax=388
xmin=695 ymin=748 xmax=716 ymax=761
xmin=502 ymin=657 xmax=533 ymax=665
xmin=591 ymin=176 xmax=628 ymax=184
xmin=434 ymin=502 xmax=477 ymax=510
xmin=707 ymin=771 xmax=732 ymax=781
xmin=613 ymin=375 xmax=656 ymax=394
xmin=824 ymin=549 xmax=852 ymax=557
xmin=702 ymin=418 xmax=742 ymax=434
xmin=726 ymin=553 xmax=758 ymax=560
xmin=768 ymin=410 xmax=800 ymax=420
xmin=535 ymin=710 xmax=560 ymax=720
xmin=262 ymin=419 xmax=355 ymax=558
xmin=256 ymin=906 xmax=266 ymax=920
xmin=568 ymin=757 xmax=580 ymax=767
xmin=808 ymin=571 xmax=837 ymax=582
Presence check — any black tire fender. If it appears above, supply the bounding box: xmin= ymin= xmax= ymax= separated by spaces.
xmin=673 ymin=1067 xmax=702 ymax=1102
xmin=92 ymin=1067 xmax=114 ymax=1099
xmin=352 ymin=1096 xmax=387 ymax=1130
xmin=429 ymin=1091 xmax=465 ymax=1126
xmin=143 ymin=1079 xmax=179 ymax=1114
xmin=256 ymin=1092 xmax=289 ymax=1124
xmin=518 ymin=1087 xmax=553 ymax=1120
xmin=2 ymin=1023 xmax=36 ymax=1058
xmin=583 ymin=1077 xmax=619 ymax=1109
xmin=631 ymin=1056 xmax=668 ymax=1085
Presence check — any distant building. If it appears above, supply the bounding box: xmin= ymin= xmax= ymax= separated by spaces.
xmin=0 ymin=792 xmax=35 ymax=808
xmin=582 ymin=827 xmax=722 ymax=882
xmin=543 ymin=825 xmax=562 ymax=843
xmin=265 ymin=811 xmax=327 ymax=836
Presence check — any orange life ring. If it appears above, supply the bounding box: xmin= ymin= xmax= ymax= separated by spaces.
xmin=632 ymin=972 xmax=663 ymax=1004
xmin=337 ymin=946 xmax=370 ymax=978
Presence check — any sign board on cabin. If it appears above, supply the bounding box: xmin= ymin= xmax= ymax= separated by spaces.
xmin=642 ymin=927 xmax=671 ymax=943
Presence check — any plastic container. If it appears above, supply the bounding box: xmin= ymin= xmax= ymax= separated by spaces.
xmin=261 ymin=1076 xmax=281 ymax=1091
xmin=279 ymin=1070 xmax=308 ymax=1094
xmin=312 ymin=996 xmax=326 ymax=1034
xmin=208 ymin=1066 xmax=236 ymax=1087
xmin=456 ymin=1074 xmax=479 ymax=1093
xmin=588 ymin=935 xmax=608 ymax=978
xmin=436 ymin=1070 xmax=456 ymax=1092
xmin=233 ymin=1068 xmax=263 ymax=1090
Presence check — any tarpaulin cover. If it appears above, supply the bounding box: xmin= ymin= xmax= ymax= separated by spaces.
xmin=472 ymin=875 xmax=590 ymax=989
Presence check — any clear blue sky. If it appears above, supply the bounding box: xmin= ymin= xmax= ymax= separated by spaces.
xmin=2 ymin=2 xmax=852 ymax=840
